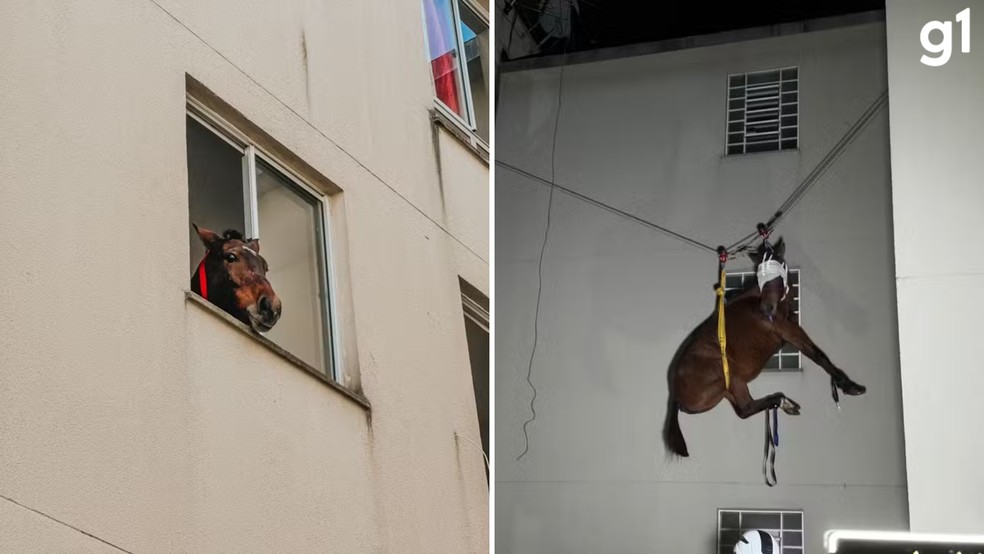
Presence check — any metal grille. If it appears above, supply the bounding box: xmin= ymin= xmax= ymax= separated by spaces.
xmin=726 ymin=67 xmax=799 ymax=155
xmin=724 ymin=268 xmax=801 ymax=371
xmin=718 ymin=509 xmax=805 ymax=554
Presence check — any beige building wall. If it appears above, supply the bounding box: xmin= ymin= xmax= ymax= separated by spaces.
xmin=0 ymin=1 xmax=488 ymax=552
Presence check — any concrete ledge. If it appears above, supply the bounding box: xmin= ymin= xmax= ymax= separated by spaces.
xmin=430 ymin=106 xmax=490 ymax=165
xmin=186 ymin=291 xmax=371 ymax=411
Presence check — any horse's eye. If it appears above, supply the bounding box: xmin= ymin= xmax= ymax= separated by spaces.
xmin=225 ymin=253 xmax=237 ymax=262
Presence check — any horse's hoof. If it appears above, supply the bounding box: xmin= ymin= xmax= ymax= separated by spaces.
xmin=780 ymin=397 xmax=801 ymax=415
xmin=841 ymin=381 xmax=866 ymax=396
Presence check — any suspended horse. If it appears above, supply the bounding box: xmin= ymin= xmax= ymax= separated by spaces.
xmin=662 ymin=236 xmax=866 ymax=458
xmin=191 ymin=223 xmax=283 ymax=333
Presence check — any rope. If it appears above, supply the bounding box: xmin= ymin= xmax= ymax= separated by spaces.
xmin=495 ymin=161 xmax=718 ymax=253
xmin=764 ymin=407 xmax=779 ymax=487
xmin=715 ymin=250 xmax=730 ymax=389
xmin=498 ymin=89 xmax=889 ymax=259
xmin=518 ymin=36 xmax=572 ymax=462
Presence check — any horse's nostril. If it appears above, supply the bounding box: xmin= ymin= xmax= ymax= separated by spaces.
xmin=259 ymin=296 xmax=272 ymax=314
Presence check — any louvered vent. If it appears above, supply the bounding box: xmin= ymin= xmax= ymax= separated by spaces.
xmin=727 ymin=67 xmax=799 ymax=155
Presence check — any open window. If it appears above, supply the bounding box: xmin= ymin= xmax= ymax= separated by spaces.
xmin=460 ymin=278 xmax=489 ymax=482
xmin=186 ymin=100 xmax=339 ymax=381
xmin=421 ymin=0 xmax=490 ymax=144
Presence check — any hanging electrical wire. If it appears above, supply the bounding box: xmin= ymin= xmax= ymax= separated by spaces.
xmin=516 ymin=30 xmax=573 ymax=463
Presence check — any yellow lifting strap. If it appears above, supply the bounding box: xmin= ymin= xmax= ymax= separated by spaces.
xmin=716 ymin=265 xmax=730 ymax=390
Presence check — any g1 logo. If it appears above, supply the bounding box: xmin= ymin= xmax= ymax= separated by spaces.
xmin=921 ymin=7 xmax=971 ymax=66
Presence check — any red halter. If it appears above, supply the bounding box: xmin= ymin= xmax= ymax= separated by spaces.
xmin=197 ymin=251 xmax=209 ymax=300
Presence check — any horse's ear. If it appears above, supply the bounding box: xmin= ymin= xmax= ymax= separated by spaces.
xmin=773 ymin=237 xmax=786 ymax=258
xmin=748 ymin=248 xmax=763 ymax=266
xmin=193 ymin=223 xmax=223 ymax=249
xmin=246 ymin=238 xmax=260 ymax=253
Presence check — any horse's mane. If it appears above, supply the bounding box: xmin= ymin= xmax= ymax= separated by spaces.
xmin=221 ymin=229 xmax=246 ymax=241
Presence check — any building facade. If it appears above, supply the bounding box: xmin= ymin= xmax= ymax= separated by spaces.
xmin=884 ymin=0 xmax=984 ymax=534
xmin=0 ymin=0 xmax=489 ymax=551
xmin=496 ymin=14 xmax=907 ymax=553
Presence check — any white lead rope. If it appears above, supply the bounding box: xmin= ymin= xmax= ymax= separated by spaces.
xmin=763 ymin=408 xmax=779 ymax=487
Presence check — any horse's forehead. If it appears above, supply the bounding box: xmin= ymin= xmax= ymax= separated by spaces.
xmin=222 ymin=241 xmax=263 ymax=262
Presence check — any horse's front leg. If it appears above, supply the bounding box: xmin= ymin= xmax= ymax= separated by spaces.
xmin=775 ymin=319 xmax=866 ymax=396
xmin=726 ymin=379 xmax=801 ymax=418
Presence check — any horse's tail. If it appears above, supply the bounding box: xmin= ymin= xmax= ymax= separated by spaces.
xmin=662 ymin=398 xmax=689 ymax=457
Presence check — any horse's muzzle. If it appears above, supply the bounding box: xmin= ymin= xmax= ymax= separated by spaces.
xmin=249 ymin=294 xmax=282 ymax=333
xmin=761 ymin=302 xmax=777 ymax=320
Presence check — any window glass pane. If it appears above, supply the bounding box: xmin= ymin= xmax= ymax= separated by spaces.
xmin=783 ymin=531 xmax=803 ymax=546
xmin=186 ymin=116 xmax=246 ymax=272
xmin=422 ymin=0 xmax=468 ymax=120
xmin=720 ymin=511 xmax=740 ymax=528
xmin=256 ymin=160 xmax=331 ymax=375
xmin=747 ymin=69 xmax=780 ymax=85
xmin=742 ymin=512 xmax=781 ymax=528
xmin=458 ymin=1 xmax=489 ymax=142
xmin=464 ymin=314 xmax=489 ymax=481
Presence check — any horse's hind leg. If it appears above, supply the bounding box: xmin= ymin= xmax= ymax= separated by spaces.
xmin=726 ymin=380 xmax=801 ymax=418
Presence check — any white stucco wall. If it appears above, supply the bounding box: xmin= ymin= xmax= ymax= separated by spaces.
xmin=495 ymin=20 xmax=907 ymax=553
xmin=885 ymin=0 xmax=984 ymax=534
xmin=0 ymin=1 xmax=488 ymax=552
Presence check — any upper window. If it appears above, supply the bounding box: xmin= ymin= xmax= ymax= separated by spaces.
xmin=725 ymin=268 xmax=801 ymax=371
xmin=726 ymin=67 xmax=799 ymax=155
xmin=422 ymin=0 xmax=490 ymax=143
xmin=186 ymin=103 xmax=338 ymax=381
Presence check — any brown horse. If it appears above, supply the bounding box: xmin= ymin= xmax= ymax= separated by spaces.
xmin=191 ymin=223 xmax=282 ymax=333
xmin=662 ymin=237 xmax=866 ymax=457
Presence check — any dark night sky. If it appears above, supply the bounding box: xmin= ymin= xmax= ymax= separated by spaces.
xmin=505 ymin=1 xmax=886 ymax=60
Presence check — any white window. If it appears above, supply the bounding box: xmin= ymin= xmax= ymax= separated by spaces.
xmin=726 ymin=67 xmax=799 ymax=155
xmin=421 ymin=0 xmax=490 ymax=143
xmin=718 ymin=509 xmax=804 ymax=554
xmin=186 ymin=101 xmax=339 ymax=381
xmin=725 ymin=268 xmax=801 ymax=371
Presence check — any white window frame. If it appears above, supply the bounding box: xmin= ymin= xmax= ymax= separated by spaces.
xmin=420 ymin=0 xmax=490 ymax=147
xmin=726 ymin=66 xmax=799 ymax=155
xmin=186 ymin=97 xmax=343 ymax=383
xmin=724 ymin=267 xmax=801 ymax=371
xmin=718 ymin=508 xmax=805 ymax=554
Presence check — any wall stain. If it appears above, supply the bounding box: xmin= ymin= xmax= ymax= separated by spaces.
xmin=301 ymin=29 xmax=310 ymax=108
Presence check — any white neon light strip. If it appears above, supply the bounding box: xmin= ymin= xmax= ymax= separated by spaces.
xmin=825 ymin=530 xmax=984 ymax=552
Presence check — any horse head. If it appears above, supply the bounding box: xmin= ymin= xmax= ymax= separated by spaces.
xmin=191 ymin=223 xmax=282 ymax=333
xmin=749 ymin=236 xmax=789 ymax=321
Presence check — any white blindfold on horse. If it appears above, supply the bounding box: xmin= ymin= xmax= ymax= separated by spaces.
xmin=756 ymin=250 xmax=789 ymax=300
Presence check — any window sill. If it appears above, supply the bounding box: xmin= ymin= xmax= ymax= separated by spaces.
xmin=721 ymin=147 xmax=800 ymax=159
xmin=430 ymin=104 xmax=489 ymax=165
xmin=186 ymin=291 xmax=371 ymax=411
